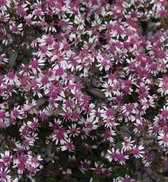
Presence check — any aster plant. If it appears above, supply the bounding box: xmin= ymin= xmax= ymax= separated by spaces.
xmin=0 ymin=0 xmax=168 ymax=181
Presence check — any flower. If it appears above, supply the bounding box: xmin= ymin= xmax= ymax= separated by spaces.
xmin=106 ymin=149 xmax=128 ymax=165
xmin=158 ymin=77 xmax=168 ymax=95
xmin=122 ymin=137 xmax=134 ymax=152
xmin=0 ymin=54 xmax=8 ymax=65
xmin=0 ymin=0 xmax=168 ymax=180
xmin=158 ymin=131 xmax=168 ymax=148
xmin=61 ymin=139 xmax=75 ymax=152
xmin=0 ymin=167 xmax=10 ymax=182
xmin=9 ymin=23 xmax=23 ymax=34
xmin=142 ymin=154 xmax=153 ymax=167
xmin=132 ymin=145 xmax=144 ymax=158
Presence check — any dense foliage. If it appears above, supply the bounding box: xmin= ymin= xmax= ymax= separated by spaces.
xmin=0 ymin=0 xmax=168 ymax=181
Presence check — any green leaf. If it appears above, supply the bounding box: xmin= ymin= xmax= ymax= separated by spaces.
xmin=46 ymin=177 xmax=57 ymax=182
xmin=9 ymin=50 xmax=18 ymax=69
xmin=92 ymin=175 xmax=101 ymax=182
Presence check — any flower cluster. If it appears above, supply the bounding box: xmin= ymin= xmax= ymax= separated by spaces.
xmin=0 ymin=0 xmax=168 ymax=181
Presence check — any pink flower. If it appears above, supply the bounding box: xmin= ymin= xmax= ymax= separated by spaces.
xmin=158 ymin=131 xmax=168 ymax=148
xmin=9 ymin=23 xmax=23 ymax=34
xmin=61 ymin=140 xmax=75 ymax=151
xmin=132 ymin=145 xmax=144 ymax=158
xmin=158 ymin=77 xmax=168 ymax=95
xmin=0 ymin=167 xmax=10 ymax=182
xmin=122 ymin=137 xmax=134 ymax=152
xmin=17 ymin=5 xmax=28 ymax=17
xmin=106 ymin=149 xmax=128 ymax=165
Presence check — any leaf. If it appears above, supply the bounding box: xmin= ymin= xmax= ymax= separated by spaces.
xmin=114 ymin=141 xmax=122 ymax=150
xmin=36 ymin=98 xmax=47 ymax=108
xmin=46 ymin=177 xmax=56 ymax=182
xmin=9 ymin=50 xmax=18 ymax=69
xmin=87 ymin=87 xmax=105 ymax=99
xmin=92 ymin=175 xmax=101 ymax=182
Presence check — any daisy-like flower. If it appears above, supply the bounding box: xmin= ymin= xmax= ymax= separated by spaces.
xmin=0 ymin=151 xmax=12 ymax=165
xmin=0 ymin=11 xmax=10 ymax=22
xmin=101 ymin=107 xmax=114 ymax=119
xmin=104 ymin=118 xmax=118 ymax=129
xmin=37 ymin=74 xmax=50 ymax=94
xmin=158 ymin=76 xmax=168 ymax=95
xmin=102 ymin=167 xmax=112 ymax=177
xmin=24 ymin=14 xmax=35 ymax=26
xmin=91 ymin=162 xmax=104 ymax=174
xmin=26 ymin=154 xmax=42 ymax=169
xmin=0 ymin=110 xmax=8 ymax=121
xmin=158 ymin=131 xmax=168 ymax=148
xmin=121 ymin=103 xmax=138 ymax=122
xmin=53 ymin=65 xmax=66 ymax=80
xmin=133 ymin=117 xmax=145 ymax=133
xmin=19 ymin=64 xmax=31 ymax=76
xmin=115 ymin=149 xmax=129 ymax=165
xmin=43 ymin=22 xmax=57 ymax=33
xmin=34 ymin=45 xmax=53 ymax=60
xmin=62 ymin=169 xmax=72 ymax=178
xmin=13 ymin=154 xmax=26 ymax=174
xmin=82 ymin=116 xmax=98 ymax=135
xmin=140 ymin=96 xmax=155 ymax=110
xmin=51 ymin=127 xmax=68 ymax=145
xmin=122 ymin=137 xmax=135 ymax=152
xmin=31 ymin=82 xmax=42 ymax=98
xmin=80 ymin=160 xmax=91 ymax=174
xmin=67 ymin=57 xmax=82 ymax=72
xmin=0 ymin=0 xmax=11 ymax=12
xmin=122 ymin=78 xmax=133 ymax=95
xmin=142 ymin=154 xmax=153 ymax=167
xmin=9 ymin=23 xmax=23 ymax=34
xmin=30 ymin=58 xmax=44 ymax=75
xmin=102 ymin=81 xmax=113 ymax=97
xmin=160 ymin=105 xmax=168 ymax=119
xmin=10 ymin=106 xmax=23 ymax=120
xmin=22 ymin=138 xmax=35 ymax=150
xmin=38 ymin=108 xmax=50 ymax=121
xmin=38 ymin=35 xmax=55 ymax=48
xmin=23 ymin=99 xmax=37 ymax=114
xmin=89 ymin=106 xmax=102 ymax=123
xmin=3 ymin=72 xmax=20 ymax=86
xmin=100 ymin=107 xmax=118 ymax=128
xmin=61 ymin=139 xmax=75 ymax=152
xmin=97 ymin=54 xmax=113 ymax=71
xmin=132 ymin=145 xmax=144 ymax=158
xmin=67 ymin=124 xmax=80 ymax=137
xmin=31 ymin=0 xmax=44 ymax=19
xmin=102 ymin=78 xmax=122 ymax=98
xmin=148 ymin=124 xmax=160 ymax=137
xmin=113 ymin=24 xmax=126 ymax=39
xmin=106 ymin=149 xmax=128 ymax=165
xmin=102 ymin=129 xmax=116 ymax=143
xmin=0 ymin=54 xmax=8 ymax=65
xmin=17 ymin=4 xmax=28 ymax=17
xmin=0 ymin=167 xmax=10 ymax=182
